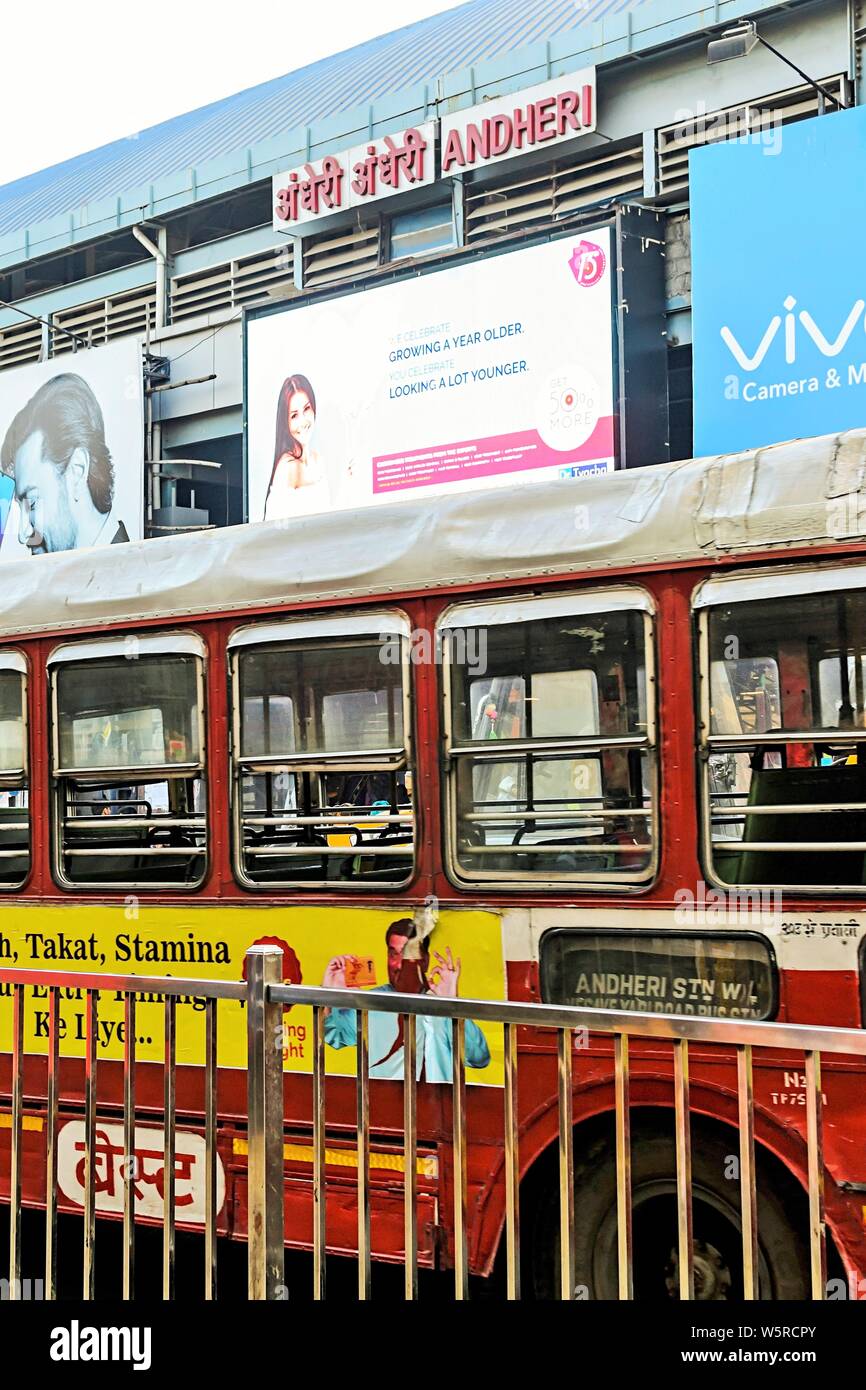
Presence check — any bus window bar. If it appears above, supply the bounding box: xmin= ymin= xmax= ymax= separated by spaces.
xmin=245 ymin=844 xmax=413 ymax=858
xmin=464 ymin=808 xmax=652 ymax=823
xmin=462 ymin=842 xmax=653 ymax=856
xmin=237 ymin=749 xmax=406 ymax=771
xmin=704 ymin=731 xmax=866 ymax=750
xmin=0 ymin=848 xmax=29 ymax=858
xmin=56 ymin=761 xmax=204 ymax=779
xmin=244 ymin=813 xmax=413 ymax=828
xmin=66 ymin=811 xmax=208 ymax=822
xmin=447 ymin=734 xmax=651 ymax=759
xmin=0 ymin=820 xmax=29 ymax=830
xmin=712 ymin=840 xmax=866 ymax=852
xmin=63 ymin=846 xmax=206 ymax=858
xmin=711 ymin=803 xmax=866 ymax=817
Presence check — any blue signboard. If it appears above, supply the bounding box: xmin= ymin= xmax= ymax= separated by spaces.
xmin=691 ymin=103 xmax=866 ymax=457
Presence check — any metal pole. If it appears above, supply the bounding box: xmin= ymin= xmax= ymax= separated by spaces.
xmin=245 ymin=946 xmax=285 ymax=1300
xmin=503 ymin=1020 xmax=520 ymax=1300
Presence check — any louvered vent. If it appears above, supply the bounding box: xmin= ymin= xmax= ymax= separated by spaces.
xmin=657 ymin=76 xmax=846 ymax=197
xmin=170 ymin=243 xmax=295 ymax=324
xmin=0 ymin=318 xmax=42 ymax=372
xmin=302 ymin=222 xmax=381 ymax=288
xmin=464 ymin=140 xmax=644 ymax=243
xmin=52 ymin=284 xmax=157 ymax=355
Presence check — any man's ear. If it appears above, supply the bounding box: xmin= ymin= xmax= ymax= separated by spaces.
xmin=66 ymin=446 xmax=90 ymax=501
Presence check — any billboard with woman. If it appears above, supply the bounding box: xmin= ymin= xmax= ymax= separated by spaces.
xmin=245 ymin=229 xmax=616 ymax=522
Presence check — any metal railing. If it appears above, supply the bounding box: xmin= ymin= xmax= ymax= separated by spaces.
xmin=3 ymin=944 xmax=866 ymax=1301
xmin=2 ymin=963 xmax=245 ymax=1302
xmin=261 ymin=963 xmax=866 ymax=1302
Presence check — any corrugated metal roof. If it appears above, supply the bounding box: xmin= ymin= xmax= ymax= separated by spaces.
xmin=0 ymin=0 xmax=642 ymax=237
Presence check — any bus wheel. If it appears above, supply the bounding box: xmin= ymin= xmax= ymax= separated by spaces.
xmin=529 ymin=1124 xmax=810 ymax=1300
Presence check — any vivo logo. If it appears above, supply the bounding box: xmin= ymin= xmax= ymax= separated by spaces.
xmin=721 ymin=296 xmax=866 ymax=370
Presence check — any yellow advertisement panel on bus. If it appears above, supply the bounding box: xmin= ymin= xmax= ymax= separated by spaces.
xmin=0 ymin=904 xmax=506 ymax=1086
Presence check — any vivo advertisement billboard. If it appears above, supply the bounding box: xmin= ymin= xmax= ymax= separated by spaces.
xmin=245 ymin=231 xmax=615 ymax=523
xmin=692 ymin=104 xmax=866 ymax=457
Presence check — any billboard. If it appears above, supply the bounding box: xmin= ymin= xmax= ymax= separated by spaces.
xmin=0 ymin=338 xmax=144 ymax=561
xmin=245 ymin=230 xmax=616 ymax=523
xmin=692 ymin=104 xmax=866 ymax=457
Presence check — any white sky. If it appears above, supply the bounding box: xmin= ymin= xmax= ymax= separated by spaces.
xmin=0 ymin=0 xmax=466 ymax=188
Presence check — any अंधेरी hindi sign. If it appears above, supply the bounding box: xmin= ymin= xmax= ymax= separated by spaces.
xmin=272 ymin=122 xmax=437 ymax=232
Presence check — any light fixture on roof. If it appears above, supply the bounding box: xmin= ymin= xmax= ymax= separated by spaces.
xmin=707 ymin=19 xmax=846 ymax=111
xmin=706 ymin=20 xmax=760 ymax=64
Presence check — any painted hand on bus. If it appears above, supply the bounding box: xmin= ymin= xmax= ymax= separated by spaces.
xmin=322 ymin=955 xmax=358 ymax=989
xmin=428 ymin=947 xmax=461 ymax=998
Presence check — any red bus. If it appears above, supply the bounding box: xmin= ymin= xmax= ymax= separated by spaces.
xmin=1 ymin=427 xmax=865 ymax=1299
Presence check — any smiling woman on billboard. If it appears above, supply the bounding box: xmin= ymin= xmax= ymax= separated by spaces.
xmin=263 ymin=372 xmax=331 ymax=521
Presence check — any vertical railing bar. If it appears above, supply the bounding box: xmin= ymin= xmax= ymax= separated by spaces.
xmin=403 ymin=1013 xmax=418 ymax=1301
xmin=204 ymin=996 xmax=218 ymax=1302
xmin=557 ymin=1027 xmax=575 ymax=1301
xmin=9 ymin=982 xmax=24 ymax=1300
xmin=503 ymin=1019 xmax=520 ymax=1301
xmin=452 ymin=1016 xmax=468 ymax=1301
xmin=122 ymin=992 xmax=136 ymax=1301
xmin=737 ymin=1043 xmax=759 ymax=1301
xmin=357 ymin=1008 xmax=371 ymax=1301
xmin=673 ymin=1038 xmax=694 ymax=1302
xmin=163 ymin=996 xmax=176 ymax=1301
xmin=805 ymin=1049 xmax=827 ymax=1300
xmin=245 ymin=947 xmax=285 ymax=1301
xmin=83 ymin=989 xmax=98 ymax=1301
xmin=45 ymin=986 xmax=60 ymax=1302
xmin=312 ymin=1005 xmax=326 ymax=1301
xmin=614 ymin=1032 xmax=633 ymax=1301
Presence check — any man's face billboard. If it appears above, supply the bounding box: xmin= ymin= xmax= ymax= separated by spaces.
xmin=11 ymin=429 xmax=79 ymax=553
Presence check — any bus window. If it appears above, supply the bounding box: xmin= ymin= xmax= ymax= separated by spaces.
xmin=439 ymin=590 xmax=657 ymax=888
xmin=49 ymin=635 xmax=206 ymax=889
xmin=697 ymin=571 xmax=866 ymax=890
xmin=0 ymin=654 xmax=29 ymax=888
xmin=229 ymin=614 xmax=414 ymax=889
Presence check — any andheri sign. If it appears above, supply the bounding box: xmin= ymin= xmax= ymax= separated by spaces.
xmin=692 ymin=104 xmax=866 ymax=456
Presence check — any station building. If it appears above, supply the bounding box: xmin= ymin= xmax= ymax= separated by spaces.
xmin=0 ymin=0 xmax=858 ymax=545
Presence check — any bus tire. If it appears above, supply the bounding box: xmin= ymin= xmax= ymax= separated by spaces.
xmin=529 ymin=1122 xmax=810 ymax=1300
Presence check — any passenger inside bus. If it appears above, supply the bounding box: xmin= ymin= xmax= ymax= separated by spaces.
xmin=446 ymin=604 xmax=655 ymax=883
xmin=706 ymin=587 xmax=866 ymax=888
xmin=236 ymin=634 xmax=414 ymax=886
xmin=54 ymin=650 xmax=206 ymax=887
